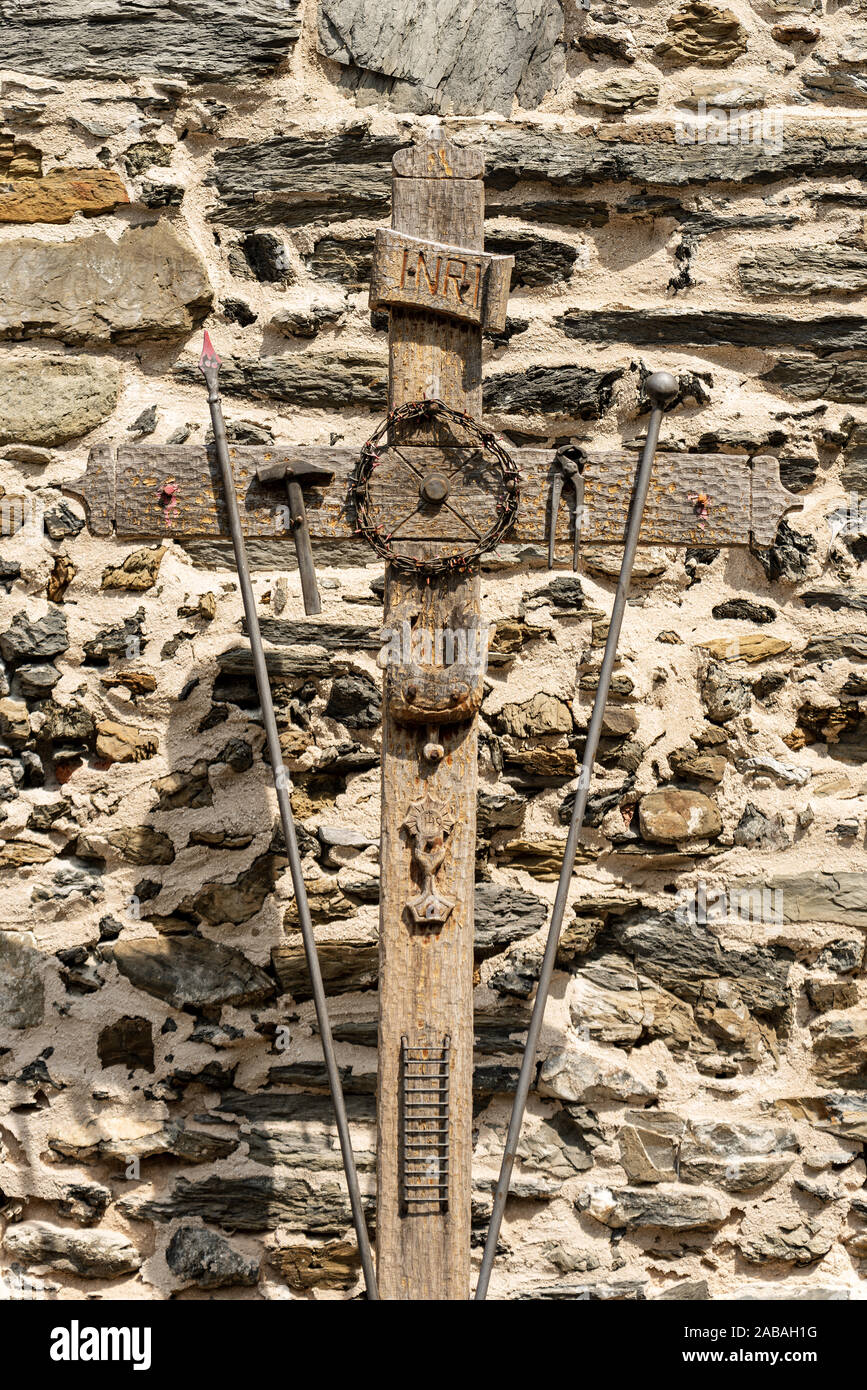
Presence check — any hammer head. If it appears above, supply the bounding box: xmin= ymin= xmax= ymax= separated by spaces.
xmin=256 ymin=459 xmax=334 ymax=487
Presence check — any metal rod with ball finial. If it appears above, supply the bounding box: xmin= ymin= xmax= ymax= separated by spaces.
xmin=198 ymin=331 xmax=379 ymax=1299
xmin=474 ymin=370 xmax=680 ymax=1301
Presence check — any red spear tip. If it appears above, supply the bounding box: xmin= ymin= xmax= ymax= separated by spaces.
xmin=199 ymin=329 xmax=222 ymax=372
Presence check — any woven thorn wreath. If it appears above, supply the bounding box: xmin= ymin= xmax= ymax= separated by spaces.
xmin=348 ymin=398 xmax=520 ymax=576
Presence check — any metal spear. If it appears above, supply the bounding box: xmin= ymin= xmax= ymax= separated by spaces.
xmin=475 ymin=370 xmax=679 ymax=1301
xmin=199 ymin=333 xmax=379 ymax=1300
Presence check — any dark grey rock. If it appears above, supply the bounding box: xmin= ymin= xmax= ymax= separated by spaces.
xmin=2 ymin=1222 xmax=141 ymax=1278
xmin=611 ymin=911 xmax=792 ymax=1020
xmin=804 ymin=64 xmax=867 ymax=102
xmin=166 ymin=1225 xmax=259 ymax=1289
xmin=209 ymin=124 xmax=867 ymax=229
xmin=734 ymin=802 xmax=787 ymax=849
xmin=175 ymin=354 xmax=387 ymax=409
xmin=488 ymin=936 xmax=544 ymax=997
xmin=701 ymin=663 xmax=751 ymax=723
xmin=216 ymin=1090 xmax=375 ymax=1126
xmin=97 ymin=1016 xmax=154 ymax=1072
xmin=0 ymin=0 xmax=301 ymax=81
xmin=485 ymin=230 xmax=578 ymax=288
xmin=216 ymin=738 xmax=253 ymax=772
xmin=558 ymin=308 xmax=867 ymax=353
xmin=82 ymin=609 xmax=145 ymax=665
xmin=476 ymin=788 xmax=526 ymax=832
xmin=486 ymin=198 xmax=609 ymax=227
xmin=209 ymin=128 xmax=404 ymax=228
xmin=802 ymin=632 xmax=867 ymax=663
xmin=222 ymin=297 xmax=256 ymax=327
xmin=800 ymin=590 xmax=867 ymax=613
xmin=711 ymin=599 xmax=776 ymax=623
xmin=109 ymin=936 xmax=276 ymax=1010
xmin=15 ymin=664 xmax=61 ymax=698
xmin=325 ymin=673 xmax=381 ymax=728
xmin=762 ymin=357 xmax=867 ymax=404
xmin=317 ymin=0 xmax=564 ymax=115
xmin=739 ymin=246 xmax=867 ymax=297
xmin=474 ymin=881 xmax=547 ymax=959
xmin=42 ymin=502 xmax=85 ymax=541
xmin=753 ymin=518 xmax=817 ymax=583
xmin=272 ymin=303 xmax=347 ymax=338
xmin=41 ymin=699 xmax=95 ymax=743
xmin=55 ymin=1184 xmax=111 ymax=1227
xmin=484 ymin=365 xmax=623 ymax=418
xmin=305 ymin=234 xmax=373 ymax=289
xmin=0 ymin=611 xmax=68 ymax=665
xmin=741 ymin=1218 xmax=833 ymax=1266
xmin=239 ymin=231 xmax=293 ymax=283
xmin=140 ymin=180 xmax=184 ymax=209
xmin=120 ymin=1173 xmax=367 ymax=1233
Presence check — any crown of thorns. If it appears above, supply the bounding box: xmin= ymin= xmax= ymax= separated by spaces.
xmin=348 ymin=398 xmax=520 ymax=576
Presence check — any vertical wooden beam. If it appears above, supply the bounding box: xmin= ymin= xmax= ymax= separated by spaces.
xmin=376 ymin=140 xmax=484 ymax=1300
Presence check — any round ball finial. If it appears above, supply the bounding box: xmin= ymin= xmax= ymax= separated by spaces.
xmin=645 ymin=371 xmax=679 ymax=408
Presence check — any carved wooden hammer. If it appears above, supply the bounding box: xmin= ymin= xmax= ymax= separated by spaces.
xmin=256 ymin=459 xmax=334 ymax=615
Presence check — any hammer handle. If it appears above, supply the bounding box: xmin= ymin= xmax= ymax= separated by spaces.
xmin=285 ymin=476 xmax=321 ymax=616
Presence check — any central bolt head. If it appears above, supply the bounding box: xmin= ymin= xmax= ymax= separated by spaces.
xmin=420 ymin=471 xmax=450 ymax=505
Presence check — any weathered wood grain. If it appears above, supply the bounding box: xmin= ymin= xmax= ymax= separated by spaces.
xmin=376 ymin=138 xmax=482 ymax=1302
xmin=369 ymin=229 xmax=512 ymax=330
xmin=65 ymin=445 xmax=802 ymax=550
xmin=70 ymin=442 xmax=114 ymax=537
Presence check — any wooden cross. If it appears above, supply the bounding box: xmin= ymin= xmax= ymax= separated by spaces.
xmin=64 ymin=137 xmax=802 ymax=1303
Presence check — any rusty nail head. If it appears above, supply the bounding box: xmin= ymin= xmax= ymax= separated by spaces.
xmin=420 ymin=472 xmax=450 ymax=505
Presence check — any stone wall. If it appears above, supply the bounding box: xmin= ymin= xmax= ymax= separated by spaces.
xmin=0 ymin=0 xmax=866 ymax=1300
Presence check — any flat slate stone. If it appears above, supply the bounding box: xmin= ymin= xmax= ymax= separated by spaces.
xmin=739 ymin=247 xmax=867 ymax=297
xmin=208 ymin=124 xmax=867 ymax=228
xmin=110 ymin=936 xmax=275 ymax=1010
xmin=584 ymin=1184 xmax=728 ymax=1231
xmin=474 ymin=881 xmax=548 ymax=959
xmin=557 ymin=308 xmax=867 ymax=354
xmin=317 ymin=0 xmax=564 ymax=116
xmin=484 ymin=364 xmax=623 ymax=417
xmin=209 ymin=129 xmax=404 ymax=228
xmin=0 ymin=223 xmax=211 ymax=345
xmin=0 ymin=0 xmax=301 ymax=82
xmin=755 ymin=872 xmax=867 ymax=927
xmin=612 ymin=911 xmax=791 ymax=1018
xmin=120 ymin=1173 xmax=368 ymax=1233
xmin=174 ymin=353 xmax=387 ymax=409
xmin=2 ymin=1221 xmax=141 ymax=1278
xmin=763 ymin=357 xmax=867 ymax=404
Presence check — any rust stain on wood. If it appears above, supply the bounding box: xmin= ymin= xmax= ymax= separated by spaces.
xmin=66 ymin=446 xmax=802 ymax=551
